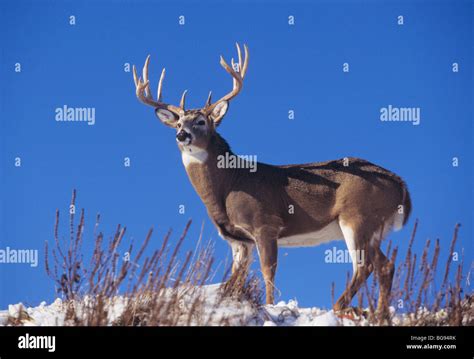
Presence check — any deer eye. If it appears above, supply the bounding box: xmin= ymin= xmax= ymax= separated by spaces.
xmin=197 ymin=120 xmax=206 ymax=126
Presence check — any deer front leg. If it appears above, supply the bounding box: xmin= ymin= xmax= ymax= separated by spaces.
xmin=255 ymin=228 xmax=279 ymax=305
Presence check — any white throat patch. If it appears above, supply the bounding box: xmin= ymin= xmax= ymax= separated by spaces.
xmin=181 ymin=145 xmax=208 ymax=167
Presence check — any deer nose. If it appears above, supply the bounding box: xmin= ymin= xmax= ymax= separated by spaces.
xmin=176 ymin=130 xmax=190 ymax=142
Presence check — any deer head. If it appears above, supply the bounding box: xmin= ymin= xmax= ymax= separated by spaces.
xmin=132 ymin=43 xmax=249 ymax=154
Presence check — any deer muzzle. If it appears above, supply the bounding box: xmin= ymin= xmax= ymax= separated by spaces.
xmin=176 ymin=130 xmax=192 ymax=144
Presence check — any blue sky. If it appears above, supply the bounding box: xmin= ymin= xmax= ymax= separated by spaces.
xmin=0 ymin=0 xmax=472 ymax=309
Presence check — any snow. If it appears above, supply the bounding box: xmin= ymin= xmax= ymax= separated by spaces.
xmin=0 ymin=284 xmax=468 ymax=326
xmin=0 ymin=299 xmax=66 ymax=326
xmin=262 ymin=299 xmax=360 ymax=326
xmin=0 ymin=284 xmax=350 ymax=326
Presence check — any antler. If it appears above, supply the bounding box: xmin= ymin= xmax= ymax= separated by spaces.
xmin=205 ymin=43 xmax=249 ymax=112
xmin=132 ymin=55 xmax=185 ymax=114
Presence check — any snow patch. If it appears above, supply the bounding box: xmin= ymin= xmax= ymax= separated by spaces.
xmin=1 ymin=284 xmax=470 ymax=326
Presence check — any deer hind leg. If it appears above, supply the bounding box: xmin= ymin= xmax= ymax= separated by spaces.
xmin=334 ymin=219 xmax=374 ymax=312
xmin=368 ymin=221 xmax=395 ymax=319
xmin=373 ymin=245 xmax=394 ymax=319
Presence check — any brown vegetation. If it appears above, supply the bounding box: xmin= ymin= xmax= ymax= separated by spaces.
xmin=39 ymin=190 xmax=472 ymax=326
xmin=44 ymin=190 xmax=262 ymax=326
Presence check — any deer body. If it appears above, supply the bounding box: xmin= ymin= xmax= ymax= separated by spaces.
xmin=132 ymin=44 xmax=412 ymax=313
xmin=183 ymin=134 xmax=409 ymax=246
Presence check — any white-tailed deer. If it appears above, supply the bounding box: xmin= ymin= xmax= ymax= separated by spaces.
xmin=132 ymin=44 xmax=412 ymax=313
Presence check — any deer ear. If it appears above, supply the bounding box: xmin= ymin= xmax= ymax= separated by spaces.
xmin=209 ymin=101 xmax=229 ymax=126
xmin=155 ymin=108 xmax=179 ymax=128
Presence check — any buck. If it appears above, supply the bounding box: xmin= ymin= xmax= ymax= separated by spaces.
xmin=132 ymin=44 xmax=412 ymax=314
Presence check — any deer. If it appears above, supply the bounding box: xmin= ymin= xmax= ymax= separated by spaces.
xmin=132 ymin=44 xmax=412 ymax=316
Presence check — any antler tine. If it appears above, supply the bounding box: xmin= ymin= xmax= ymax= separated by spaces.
xmin=241 ymin=44 xmax=249 ymax=77
xmin=234 ymin=43 xmax=249 ymax=77
xmin=132 ymin=65 xmax=139 ymax=87
xmin=157 ymin=68 xmax=165 ymax=102
xmin=205 ymin=91 xmax=212 ymax=108
xmin=180 ymin=90 xmax=188 ymax=110
xmin=231 ymin=58 xmax=238 ymax=88
xmin=143 ymin=55 xmax=151 ymax=98
xmin=236 ymin=43 xmax=243 ymax=72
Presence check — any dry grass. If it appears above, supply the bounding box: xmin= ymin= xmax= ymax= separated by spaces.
xmin=44 ymin=190 xmax=262 ymax=326
xmin=39 ymin=190 xmax=473 ymax=326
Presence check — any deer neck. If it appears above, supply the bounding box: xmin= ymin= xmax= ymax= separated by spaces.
xmin=181 ymin=133 xmax=235 ymax=215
